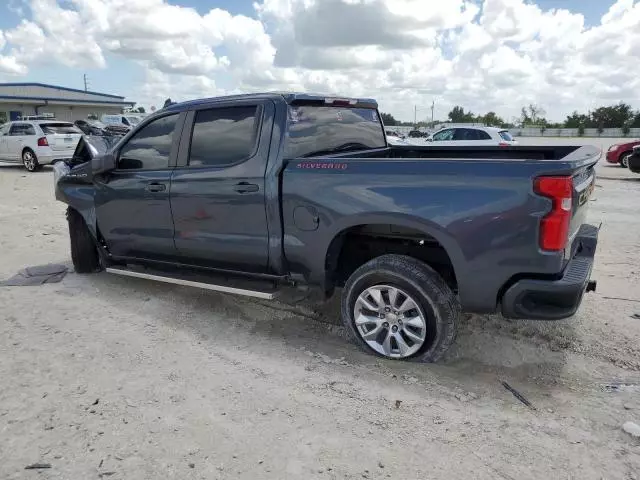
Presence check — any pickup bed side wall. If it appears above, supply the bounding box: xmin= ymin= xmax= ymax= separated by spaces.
xmin=282 ymin=158 xmax=569 ymax=313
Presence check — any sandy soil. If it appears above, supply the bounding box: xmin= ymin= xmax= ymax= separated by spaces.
xmin=1 ymin=141 xmax=640 ymax=479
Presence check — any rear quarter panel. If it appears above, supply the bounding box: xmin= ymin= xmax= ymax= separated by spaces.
xmin=282 ymin=157 xmax=585 ymax=313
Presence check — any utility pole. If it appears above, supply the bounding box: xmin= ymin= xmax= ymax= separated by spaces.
xmin=414 ymin=105 xmax=417 ymax=126
xmin=83 ymin=74 xmax=88 ymax=92
xmin=430 ymin=100 xmax=435 ymax=127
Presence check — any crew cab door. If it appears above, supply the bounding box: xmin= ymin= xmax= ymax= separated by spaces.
xmin=170 ymin=100 xmax=274 ymax=272
xmin=94 ymin=112 xmax=185 ymax=258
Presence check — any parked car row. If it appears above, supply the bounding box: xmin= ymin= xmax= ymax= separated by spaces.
xmin=0 ymin=113 xmax=135 ymax=171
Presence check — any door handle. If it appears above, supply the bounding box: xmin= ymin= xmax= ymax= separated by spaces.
xmin=145 ymin=182 xmax=166 ymax=192
xmin=233 ymin=182 xmax=259 ymax=193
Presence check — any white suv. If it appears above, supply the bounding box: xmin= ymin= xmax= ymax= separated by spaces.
xmin=426 ymin=126 xmax=518 ymax=146
xmin=0 ymin=121 xmax=83 ymax=172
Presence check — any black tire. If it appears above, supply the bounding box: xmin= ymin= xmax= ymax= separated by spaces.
xmin=67 ymin=208 xmax=101 ymax=273
xmin=620 ymin=152 xmax=631 ymax=168
xmin=22 ymin=148 xmax=41 ymax=172
xmin=341 ymin=254 xmax=460 ymax=363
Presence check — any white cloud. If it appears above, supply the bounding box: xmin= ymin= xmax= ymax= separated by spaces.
xmin=1 ymin=0 xmax=640 ymax=122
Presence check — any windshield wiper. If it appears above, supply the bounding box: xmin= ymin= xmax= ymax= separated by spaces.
xmin=300 ymin=142 xmax=376 ymax=158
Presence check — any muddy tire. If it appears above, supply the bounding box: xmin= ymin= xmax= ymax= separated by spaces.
xmin=67 ymin=208 xmax=101 ymax=273
xmin=341 ymin=254 xmax=460 ymax=362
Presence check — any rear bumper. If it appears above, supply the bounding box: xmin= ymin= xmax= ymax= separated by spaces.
xmin=501 ymin=224 xmax=598 ymax=320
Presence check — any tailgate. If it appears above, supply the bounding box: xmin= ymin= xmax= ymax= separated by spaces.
xmin=567 ymin=162 xmax=596 ymax=255
xmin=47 ymin=133 xmax=82 ymax=151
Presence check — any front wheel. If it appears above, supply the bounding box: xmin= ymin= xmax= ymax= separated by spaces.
xmin=620 ymin=153 xmax=631 ymax=168
xmin=341 ymin=254 xmax=460 ymax=362
xmin=22 ymin=149 xmax=40 ymax=172
xmin=67 ymin=208 xmax=101 ymax=273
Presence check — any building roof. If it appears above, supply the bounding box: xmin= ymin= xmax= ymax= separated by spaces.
xmin=0 ymin=82 xmax=125 ymax=99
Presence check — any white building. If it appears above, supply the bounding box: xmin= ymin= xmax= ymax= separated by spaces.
xmin=0 ymin=83 xmax=134 ymax=124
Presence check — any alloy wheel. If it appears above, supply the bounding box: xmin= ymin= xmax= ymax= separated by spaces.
xmin=353 ymin=284 xmax=428 ymax=359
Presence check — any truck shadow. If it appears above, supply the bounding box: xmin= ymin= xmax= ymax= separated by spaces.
xmin=59 ymin=270 xmax=583 ymax=399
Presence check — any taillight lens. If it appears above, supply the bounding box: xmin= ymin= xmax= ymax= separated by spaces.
xmin=498 ymin=142 xmax=509 ymax=147
xmin=37 ymin=137 xmax=49 ymax=146
xmin=534 ymin=176 xmax=573 ymax=251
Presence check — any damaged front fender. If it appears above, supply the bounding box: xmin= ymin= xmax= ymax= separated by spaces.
xmin=54 ymin=135 xmax=121 ymax=240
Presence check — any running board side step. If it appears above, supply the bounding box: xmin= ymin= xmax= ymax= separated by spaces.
xmin=106 ymin=267 xmax=278 ymax=300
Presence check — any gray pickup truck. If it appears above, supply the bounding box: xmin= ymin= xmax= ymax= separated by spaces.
xmin=54 ymin=93 xmax=599 ymax=362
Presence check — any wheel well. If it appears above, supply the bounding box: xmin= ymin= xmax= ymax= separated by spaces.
xmin=22 ymin=146 xmax=34 ymax=155
xmin=619 ymin=150 xmax=632 ymax=161
xmin=325 ymin=224 xmax=457 ymax=292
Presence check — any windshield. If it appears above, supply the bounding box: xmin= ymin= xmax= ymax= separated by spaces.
xmin=284 ymin=106 xmax=386 ymax=158
xmin=125 ymin=116 xmax=142 ymax=125
xmin=499 ymin=130 xmax=514 ymax=142
xmin=89 ymin=121 xmax=107 ymax=128
xmin=40 ymin=123 xmax=82 ymax=134
xmin=102 ymin=115 xmax=123 ymax=125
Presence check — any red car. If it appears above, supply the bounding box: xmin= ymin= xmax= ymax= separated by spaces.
xmin=606 ymin=140 xmax=640 ymax=168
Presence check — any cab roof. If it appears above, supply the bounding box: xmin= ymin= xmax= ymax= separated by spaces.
xmin=163 ymin=92 xmax=378 ymax=112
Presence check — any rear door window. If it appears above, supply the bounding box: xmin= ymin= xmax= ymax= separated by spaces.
xmin=9 ymin=123 xmax=36 ymax=136
xmin=118 ymin=114 xmax=179 ymax=170
xmin=476 ymin=129 xmax=492 ymax=140
xmin=432 ymin=129 xmax=454 ymax=141
xmin=40 ymin=123 xmax=82 ymax=134
xmin=188 ymin=106 xmax=259 ymax=167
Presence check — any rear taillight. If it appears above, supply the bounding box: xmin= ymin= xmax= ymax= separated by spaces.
xmin=37 ymin=137 xmax=49 ymax=147
xmin=498 ymin=142 xmax=509 ymax=147
xmin=534 ymin=176 xmax=573 ymax=251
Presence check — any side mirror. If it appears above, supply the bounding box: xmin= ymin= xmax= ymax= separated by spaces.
xmin=92 ymin=153 xmax=117 ymax=175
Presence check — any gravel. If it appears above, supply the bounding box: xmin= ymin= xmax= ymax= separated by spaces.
xmin=1 ymin=140 xmax=640 ymax=479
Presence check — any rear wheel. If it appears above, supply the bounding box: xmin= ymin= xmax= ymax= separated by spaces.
xmin=22 ymin=149 xmax=40 ymax=172
xmin=341 ymin=254 xmax=460 ymax=362
xmin=620 ymin=152 xmax=631 ymax=168
xmin=67 ymin=208 xmax=101 ymax=273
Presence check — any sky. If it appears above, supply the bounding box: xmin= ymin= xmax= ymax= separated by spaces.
xmin=0 ymin=0 xmax=638 ymax=122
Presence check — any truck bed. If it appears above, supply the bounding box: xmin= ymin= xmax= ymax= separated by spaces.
xmin=283 ymin=144 xmax=599 ymax=314
xmin=344 ymin=145 xmax=596 ymax=162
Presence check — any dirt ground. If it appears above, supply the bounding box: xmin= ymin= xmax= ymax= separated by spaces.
xmin=1 ymin=139 xmax=640 ymax=480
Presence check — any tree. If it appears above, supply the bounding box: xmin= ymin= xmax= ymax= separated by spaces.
xmin=448 ymin=105 xmax=475 ymax=123
xmin=380 ymin=112 xmax=399 ymax=126
xmin=590 ymin=103 xmax=633 ymax=128
xmin=564 ymin=111 xmax=590 ymax=129
xmin=163 ymin=98 xmax=174 ymax=108
xmin=482 ymin=111 xmax=505 ymax=127
xmin=520 ymin=104 xmax=547 ymax=126
xmin=135 ymin=106 xmax=146 ymax=113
